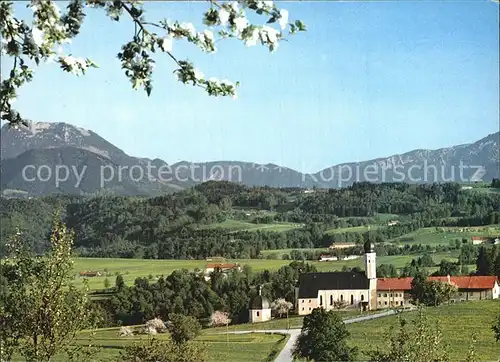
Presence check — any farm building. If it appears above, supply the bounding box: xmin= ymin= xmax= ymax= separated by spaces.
xmin=204 ymin=263 xmax=241 ymax=280
xmin=328 ymin=242 xmax=356 ymax=250
xmin=377 ymin=275 xmax=500 ymax=307
xmin=296 ymin=245 xmax=500 ymax=315
xmin=471 ymin=236 xmax=500 ymax=245
xmin=318 ymin=254 xmax=360 ymax=262
xmin=79 ymin=271 xmax=102 ymax=277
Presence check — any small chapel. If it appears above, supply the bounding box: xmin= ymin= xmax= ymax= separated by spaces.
xmin=249 ymin=286 xmax=272 ymax=323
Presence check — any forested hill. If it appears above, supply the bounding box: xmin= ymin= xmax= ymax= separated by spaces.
xmin=1 ymin=181 xmax=499 ymax=258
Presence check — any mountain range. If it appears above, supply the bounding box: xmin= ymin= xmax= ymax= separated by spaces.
xmin=1 ymin=121 xmax=498 ymax=197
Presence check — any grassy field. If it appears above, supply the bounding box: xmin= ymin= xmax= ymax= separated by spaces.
xmin=260 ymin=248 xmax=329 ymax=258
xmin=44 ymin=327 xmax=289 ymax=362
xmin=391 ymin=225 xmax=500 ymax=246
xmin=466 ymin=187 xmax=500 ymax=194
xmin=325 ymin=225 xmax=381 ymax=235
xmin=204 ymin=309 xmax=383 ymax=333
xmin=198 ymin=219 xmax=303 ymax=233
xmin=347 ymin=300 xmax=500 ymax=361
xmin=73 ymin=252 xmax=460 ymax=291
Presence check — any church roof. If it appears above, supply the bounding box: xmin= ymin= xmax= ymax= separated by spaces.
xmin=297 ymin=272 xmax=370 ymax=298
xmin=250 ymin=295 xmax=270 ymax=310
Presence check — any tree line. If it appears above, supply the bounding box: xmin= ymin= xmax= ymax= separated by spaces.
xmin=1 ymin=181 xmax=499 ymax=259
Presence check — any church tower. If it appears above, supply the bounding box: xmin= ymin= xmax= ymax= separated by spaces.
xmin=364 ymin=241 xmax=377 ymax=310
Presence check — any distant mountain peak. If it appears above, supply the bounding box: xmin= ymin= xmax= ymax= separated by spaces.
xmin=1 ymin=121 xmax=498 ymax=196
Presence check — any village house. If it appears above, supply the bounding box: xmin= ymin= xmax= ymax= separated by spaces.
xmin=296 ymin=244 xmax=500 ymax=315
xmin=318 ymin=254 xmax=360 ymax=262
xmin=387 ymin=220 xmax=400 ymax=226
xmin=471 ymin=236 xmax=500 ymax=245
xmin=472 ymin=236 xmax=490 ymax=245
xmin=79 ymin=271 xmax=102 ymax=277
xmin=377 ymin=275 xmax=500 ymax=307
xmin=204 ymin=262 xmax=241 ymax=280
xmin=328 ymin=242 xmax=356 ymax=250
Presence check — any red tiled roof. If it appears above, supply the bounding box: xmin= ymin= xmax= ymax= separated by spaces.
xmin=377 ymin=276 xmax=498 ymax=291
xmin=472 ymin=236 xmax=489 ymax=241
xmin=377 ymin=277 xmax=413 ymax=291
xmin=206 ymin=263 xmax=239 ymax=269
xmin=428 ymin=275 xmax=498 ymax=289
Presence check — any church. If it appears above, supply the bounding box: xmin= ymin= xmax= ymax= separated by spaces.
xmin=296 ymin=242 xmax=377 ymax=315
xmin=295 ymin=242 xmax=500 ymax=315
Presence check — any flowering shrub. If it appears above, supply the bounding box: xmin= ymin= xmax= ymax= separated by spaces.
xmin=271 ymin=298 xmax=293 ymax=317
xmin=0 ymin=0 xmax=306 ymax=128
xmin=118 ymin=326 xmax=134 ymax=337
xmin=145 ymin=317 xmax=167 ymax=333
xmin=143 ymin=325 xmax=157 ymax=335
xmin=209 ymin=310 xmax=231 ymax=327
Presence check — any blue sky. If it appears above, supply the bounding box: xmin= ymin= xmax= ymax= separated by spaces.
xmin=4 ymin=1 xmax=499 ymax=173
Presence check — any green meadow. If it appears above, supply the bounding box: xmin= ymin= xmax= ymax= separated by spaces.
xmin=50 ymin=301 xmax=500 ymax=361
xmin=198 ymin=219 xmax=303 ymax=232
xmin=391 ymin=225 xmax=500 ymax=246
xmin=38 ymin=328 xmax=289 ymax=362
xmin=73 ymin=251 xmax=460 ymax=291
xmin=347 ymin=300 xmax=500 ymax=361
xmin=325 ymin=225 xmax=381 ymax=235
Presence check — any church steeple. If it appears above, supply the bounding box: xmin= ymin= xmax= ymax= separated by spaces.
xmin=364 ymin=241 xmax=376 ymax=280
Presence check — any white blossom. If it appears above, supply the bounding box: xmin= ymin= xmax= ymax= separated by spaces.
xmin=194 ymin=68 xmax=204 ymax=80
xmin=210 ymin=311 xmax=231 ymax=327
xmin=180 ymin=22 xmax=196 ymax=37
xmin=218 ymin=8 xmax=230 ymax=26
xmin=160 ymin=36 xmax=173 ymax=52
xmin=278 ymin=9 xmax=289 ymax=30
xmin=203 ymin=29 xmax=214 ymax=41
xmin=234 ymin=16 xmax=248 ymax=34
xmin=32 ymin=27 xmax=45 ymax=47
xmin=229 ymin=1 xmax=239 ymax=12
xmin=118 ymin=326 xmax=134 ymax=337
xmin=262 ymin=26 xmax=279 ymax=44
xmin=145 ymin=318 xmax=166 ymax=333
xmin=63 ymin=55 xmax=77 ymax=68
xmin=0 ymin=38 xmax=8 ymax=55
xmin=263 ymin=1 xmax=274 ymax=9
xmin=244 ymin=28 xmax=260 ymax=47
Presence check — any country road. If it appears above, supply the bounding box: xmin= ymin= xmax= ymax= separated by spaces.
xmin=225 ymin=308 xmax=412 ymax=362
